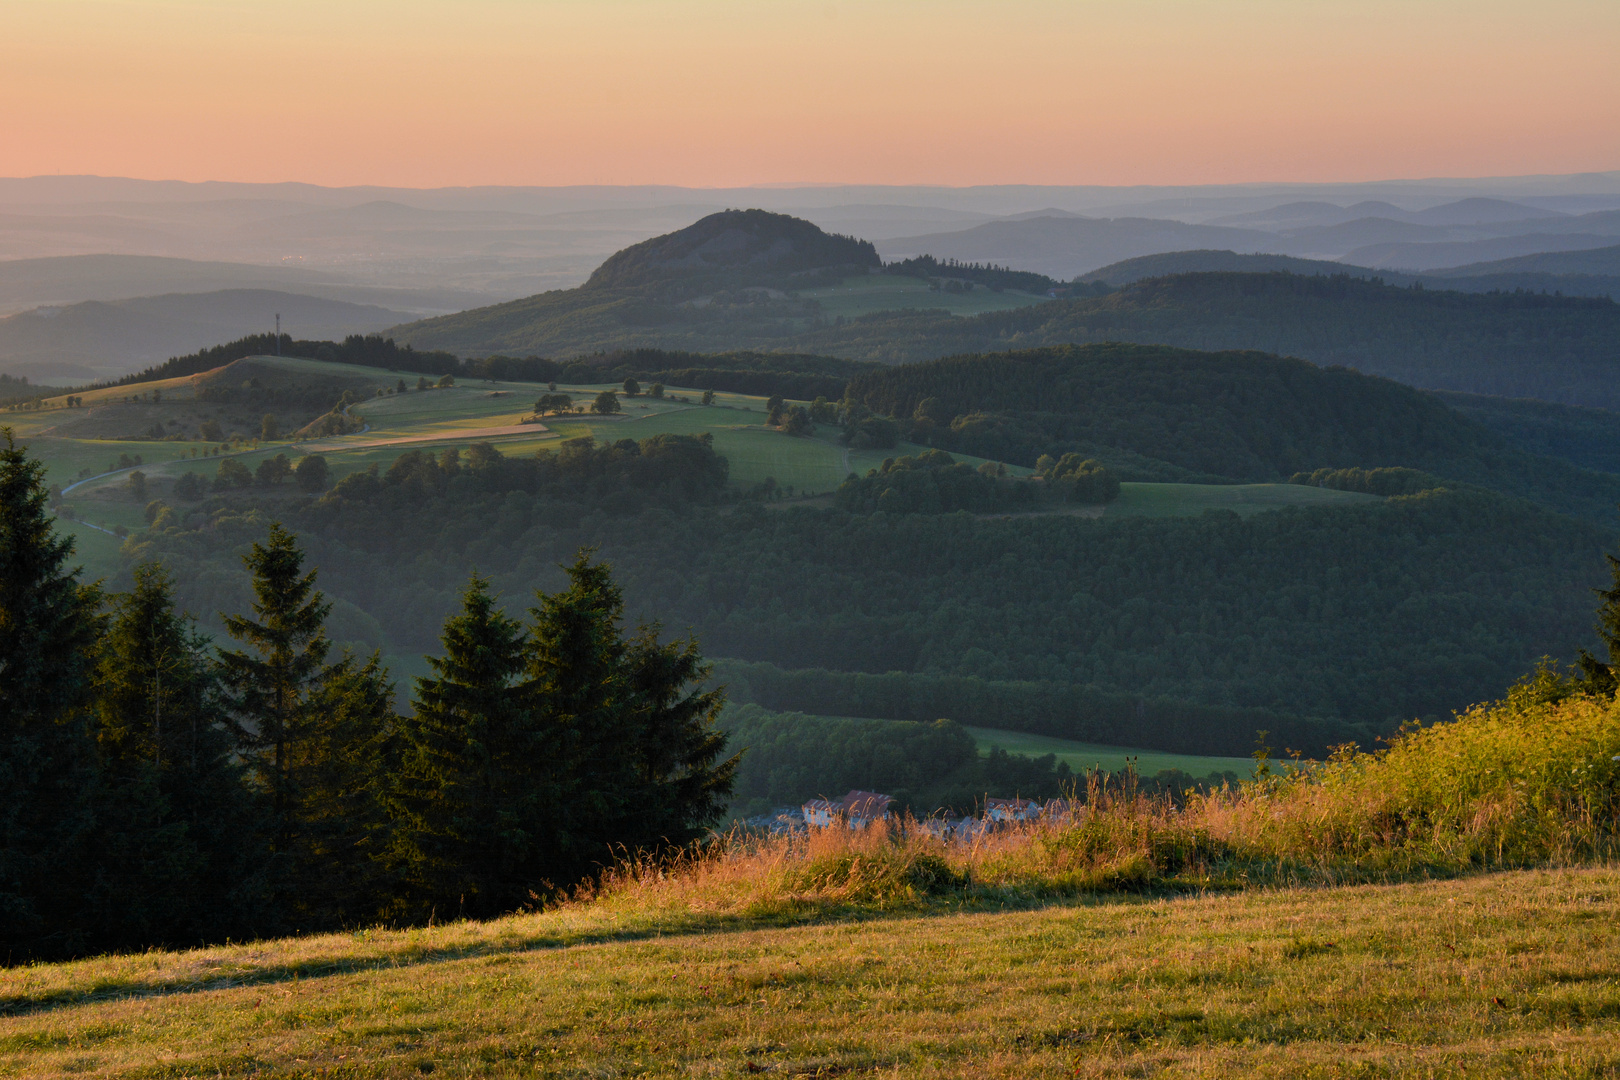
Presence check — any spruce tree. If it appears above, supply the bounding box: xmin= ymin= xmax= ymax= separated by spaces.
xmin=521 ymin=552 xmax=734 ymax=898
xmin=390 ymin=555 xmax=737 ymax=921
xmin=0 ymin=428 xmax=101 ymax=729
xmin=522 ymin=553 xmax=637 ymax=892
xmin=390 ymin=574 xmax=531 ymax=918
xmin=218 ymin=524 xmax=332 ymax=850
xmin=219 ymin=523 xmax=397 ymax=929
xmin=0 ymin=428 xmax=103 ymax=959
xmin=1576 ymin=552 xmax=1620 ymax=696
xmin=88 ymin=562 xmax=260 ymax=947
xmin=284 ymin=650 xmax=397 ymax=927
xmin=619 ymin=624 xmax=738 ymax=852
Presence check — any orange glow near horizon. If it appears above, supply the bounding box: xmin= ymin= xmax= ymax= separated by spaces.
xmin=2 ymin=0 xmax=1616 ymax=188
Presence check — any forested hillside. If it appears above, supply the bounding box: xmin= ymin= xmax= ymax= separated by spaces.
xmin=382 ymin=210 xmax=1620 ymax=412
xmin=1429 ymin=390 xmax=1620 ymax=475
xmin=841 ymin=343 xmax=1620 ymax=523
xmin=125 ymin=459 xmax=1609 ymax=749
xmin=792 ymin=274 xmax=1620 ymax=407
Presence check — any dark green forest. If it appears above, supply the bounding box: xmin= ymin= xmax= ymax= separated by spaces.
xmin=722 ymin=706 xmax=1098 ymax=819
xmin=841 ymin=343 xmax=1620 ymax=524
xmin=126 ymin=445 xmax=1610 ymax=746
xmin=789 ymin=274 xmax=1620 ymax=408
xmin=1432 ymin=390 xmax=1620 ymax=475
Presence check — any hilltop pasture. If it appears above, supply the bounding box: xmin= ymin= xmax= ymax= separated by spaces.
xmin=3 ymin=868 xmax=1618 ymax=1078
xmin=9 ymin=354 xmax=1374 ymax=543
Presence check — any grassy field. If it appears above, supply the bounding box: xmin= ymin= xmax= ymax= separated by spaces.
xmin=3 ymin=867 xmax=1617 ymax=1078
xmin=7 ymin=355 xmax=1381 ymax=557
xmin=797 ymin=274 xmax=1050 ymax=319
xmin=1108 ymin=482 xmax=1376 ymax=518
xmin=11 ymin=358 xmax=1033 ymax=514
xmin=965 ymin=726 xmax=1256 ymax=778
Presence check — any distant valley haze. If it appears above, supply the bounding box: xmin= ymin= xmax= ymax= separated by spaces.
xmin=1 ymin=0 xmax=1616 ymax=380
xmin=4 ymin=174 xmax=1620 ymax=382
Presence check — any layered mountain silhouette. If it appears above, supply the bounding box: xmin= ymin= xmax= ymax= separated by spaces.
xmin=583 ymin=209 xmax=879 ymax=289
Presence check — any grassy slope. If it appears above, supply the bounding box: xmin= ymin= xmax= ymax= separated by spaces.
xmin=1108 ymin=482 xmax=1375 ymax=518
xmin=964 ymin=726 xmax=1256 ymax=777
xmin=3 ymin=868 xmax=1617 ymax=1078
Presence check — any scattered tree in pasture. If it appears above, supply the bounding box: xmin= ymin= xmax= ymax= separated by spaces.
xmin=1034 ymin=452 xmax=1119 ymax=503
xmin=215 ymin=457 xmax=253 ymax=490
xmin=781 ymin=405 xmax=814 ymax=436
xmin=256 ymin=453 xmax=292 ymax=487
xmin=592 ymin=390 xmax=621 ymax=415
xmin=261 ymin=414 xmax=280 ymax=441
xmin=127 ymin=470 xmax=147 ymax=501
xmin=535 ymin=393 xmax=573 ymax=415
xmin=173 ymin=472 xmax=205 ymax=501
xmin=623 ymin=378 xmax=641 ymax=397
xmin=294 ymin=454 xmax=330 ymax=493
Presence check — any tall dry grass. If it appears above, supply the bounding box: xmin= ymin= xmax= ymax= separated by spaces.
xmin=581 ymin=683 xmax=1620 ymax=916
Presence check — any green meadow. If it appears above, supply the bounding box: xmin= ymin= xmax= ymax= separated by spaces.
xmin=11 ymin=356 xmax=1379 ymax=541
xmin=964 ymin=726 xmax=1256 ymax=778
xmin=796 ymin=273 xmax=1050 ymax=319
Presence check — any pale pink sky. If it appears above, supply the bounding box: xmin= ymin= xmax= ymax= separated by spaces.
xmin=3 ymin=0 xmax=1616 ymax=187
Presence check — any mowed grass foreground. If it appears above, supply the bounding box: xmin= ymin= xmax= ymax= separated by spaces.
xmin=3 ymin=869 xmax=1617 ymax=1078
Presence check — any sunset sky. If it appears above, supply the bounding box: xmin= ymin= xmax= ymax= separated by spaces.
xmin=3 ymin=0 xmax=1617 ymax=188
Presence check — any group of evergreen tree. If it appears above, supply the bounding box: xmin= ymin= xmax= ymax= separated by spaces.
xmin=834 ymin=450 xmax=1043 ymax=515
xmin=0 ymin=430 xmax=734 ymax=960
xmin=322 ymin=433 xmax=729 ymax=510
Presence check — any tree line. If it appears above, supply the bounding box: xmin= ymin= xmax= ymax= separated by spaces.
xmin=722 ymin=706 xmax=1082 ymax=818
xmin=1 ymin=431 xmax=734 ymax=961
xmin=840 ymin=342 xmax=1620 ymax=524
xmin=831 ymin=449 xmax=1119 ymax=515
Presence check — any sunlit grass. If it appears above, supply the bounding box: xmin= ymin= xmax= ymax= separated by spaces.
xmin=798 ymin=274 xmax=1050 ymax=319
xmin=3 ymin=687 xmax=1619 ymax=1076
xmin=3 ymin=868 xmax=1617 ymax=1078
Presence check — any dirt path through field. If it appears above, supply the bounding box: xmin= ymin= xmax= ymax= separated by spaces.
xmin=296 ymin=422 xmax=553 ymax=453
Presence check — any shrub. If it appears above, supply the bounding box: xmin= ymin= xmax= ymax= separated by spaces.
xmin=295 ymin=454 xmax=330 ymax=493
xmin=215 ymin=458 xmax=253 ymax=490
